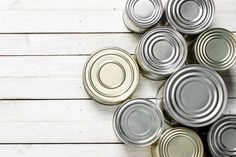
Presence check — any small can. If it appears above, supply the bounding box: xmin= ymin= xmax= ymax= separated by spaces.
xmin=135 ymin=27 xmax=188 ymax=80
xmin=159 ymin=65 xmax=227 ymax=127
xmin=193 ymin=28 xmax=236 ymax=71
xmin=151 ymin=127 xmax=204 ymax=157
xmin=208 ymin=115 xmax=236 ymax=157
xmin=113 ymin=99 xmax=164 ymax=147
xmin=123 ymin=0 xmax=164 ymax=33
xmin=83 ymin=47 xmax=139 ymax=105
xmin=166 ymin=0 xmax=215 ymax=35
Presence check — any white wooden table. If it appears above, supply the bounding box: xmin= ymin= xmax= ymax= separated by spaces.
xmin=0 ymin=0 xmax=235 ymax=156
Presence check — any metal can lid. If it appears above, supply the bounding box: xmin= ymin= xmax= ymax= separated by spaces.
xmin=113 ymin=99 xmax=164 ymax=147
xmin=136 ymin=27 xmax=187 ymax=77
xmin=152 ymin=127 xmax=204 ymax=157
xmin=163 ymin=65 xmax=228 ymax=127
xmin=125 ymin=0 xmax=163 ymax=28
xmin=208 ymin=115 xmax=236 ymax=156
xmin=194 ymin=28 xmax=236 ymax=71
xmin=83 ymin=47 xmax=139 ymax=105
xmin=166 ymin=0 xmax=215 ymax=34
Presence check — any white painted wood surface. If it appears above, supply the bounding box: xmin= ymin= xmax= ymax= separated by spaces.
xmin=0 ymin=144 xmax=151 ymax=157
xmin=0 ymin=0 xmax=235 ymax=156
xmin=0 ymin=0 xmax=234 ymax=32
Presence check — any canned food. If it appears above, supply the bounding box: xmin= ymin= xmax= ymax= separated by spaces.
xmin=194 ymin=28 xmax=236 ymax=71
xmin=83 ymin=47 xmax=139 ymax=105
xmin=113 ymin=99 xmax=164 ymax=147
xmin=208 ymin=115 xmax=236 ymax=157
xmin=161 ymin=65 xmax=227 ymax=127
xmin=123 ymin=0 xmax=164 ymax=33
xmin=152 ymin=127 xmax=204 ymax=157
xmin=135 ymin=27 xmax=188 ymax=80
xmin=166 ymin=0 xmax=215 ymax=35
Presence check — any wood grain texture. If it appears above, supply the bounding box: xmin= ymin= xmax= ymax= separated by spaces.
xmin=0 ymin=0 xmax=126 ymax=10
xmin=0 ymin=0 xmax=235 ymax=32
xmin=0 ymin=100 xmax=118 ymax=143
xmin=0 ymin=144 xmax=151 ymax=157
xmin=0 ymin=33 xmax=141 ymax=56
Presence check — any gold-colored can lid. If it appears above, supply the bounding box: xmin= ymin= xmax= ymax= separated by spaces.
xmin=152 ymin=127 xmax=204 ymax=157
xmin=83 ymin=47 xmax=139 ymax=105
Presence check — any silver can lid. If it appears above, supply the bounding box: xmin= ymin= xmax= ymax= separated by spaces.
xmin=125 ymin=0 xmax=163 ymax=28
xmin=194 ymin=28 xmax=236 ymax=71
xmin=83 ymin=47 xmax=139 ymax=105
xmin=136 ymin=27 xmax=187 ymax=79
xmin=208 ymin=115 xmax=236 ymax=157
xmin=152 ymin=127 xmax=204 ymax=157
xmin=113 ymin=99 xmax=164 ymax=147
xmin=166 ymin=0 xmax=215 ymax=34
xmin=163 ymin=65 xmax=228 ymax=127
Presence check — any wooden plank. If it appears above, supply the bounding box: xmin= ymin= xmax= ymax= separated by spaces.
xmin=0 ymin=0 xmax=235 ymax=32
xmin=0 ymin=33 xmax=140 ymax=56
xmin=0 ymin=0 xmax=125 ymax=10
xmin=0 ymin=100 xmax=118 ymax=143
xmin=0 ymin=56 xmax=233 ymax=99
xmin=0 ymin=10 xmax=127 ymax=33
xmin=0 ymin=99 xmax=233 ymax=143
xmin=0 ymin=144 xmax=151 ymax=157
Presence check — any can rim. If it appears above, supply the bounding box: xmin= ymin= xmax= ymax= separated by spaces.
xmin=83 ymin=47 xmax=139 ymax=105
xmin=113 ymin=98 xmax=164 ymax=147
xmin=163 ymin=65 xmax=228 ymax=127
xmin=157 ymin=127 xmax=204 ymax=157
xmin=208 ymin=115 xmax=236 ymax=156
xmin=125 ymin=0 xmax=164 ymax=28
xmin=166 ymin=0 xmax=215 ymax=34
xmin=136 ymin=27 xmax=187 ymax=76
xmin=194 ymin=28 xmax=236 ymax=71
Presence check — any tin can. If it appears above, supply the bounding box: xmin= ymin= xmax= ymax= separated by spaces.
xmin=123 ymin=0 xmax=164 ymax=33
xmin=151 ymin=127 xmax=204 ymax=157
xmin=208 ymin=115 xmax=236 ymax=157
xmin=166 ymin=0 xmax=215 ymax=35
xmin=83 ymin=47 xmax=139 ymax=105
xmin=159 ymin=65 xmax=227 ymax=127
xmin=135 ymin=27 xmax=188 ymax=80
xmin=113 ymin=99 xmax=164 ymax=147
xmin=193 ymin=28 xmax=236 ymax=71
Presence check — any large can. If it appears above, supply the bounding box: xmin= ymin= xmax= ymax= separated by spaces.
xmin=83 ymin=47 xmax=139 ymax=105
xmin=151 ymin=127 xmax=204 ymax=157
xmin=193 ymin=28 xmax=236 ymax=71
xmin=135 ymin=27 xmax=187 ymax=80
xmin=208 ymin=115 xmax=236 ymax=157
xmin=165 ymin=0 xmax=215 ymax=35
xmin=123 ymin=0 xmax=164 ymax=33
xmin=159 ymin=65 xmax=227 ymax=127
xmin=113 ymin=99 xmax=164 ymax=147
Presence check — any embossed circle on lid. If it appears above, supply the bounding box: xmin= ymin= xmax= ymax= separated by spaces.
xmin=163 ymin=65 xmax=227 ymax=127
xmin=83 ymin=47 xmax=139 ymax=105
xmin=194 ymin=28 xmax=236 ymax=71
xmin=113 ymin=99 xmax=164 ymax=147
xmin=166 ymin=0 xmax=215 ymax=34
